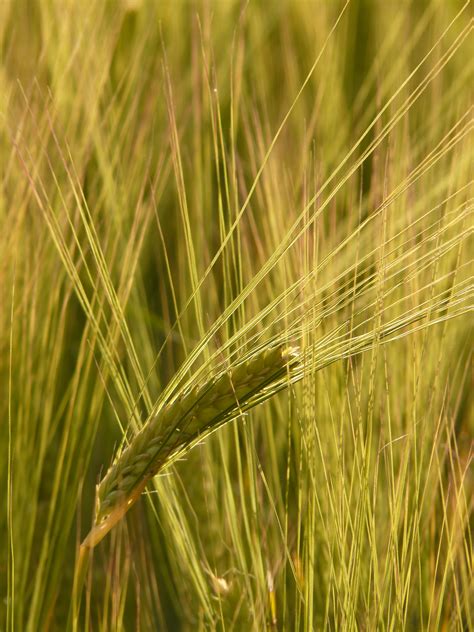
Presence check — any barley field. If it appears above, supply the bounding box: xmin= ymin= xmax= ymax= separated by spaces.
xmin=0 ymin=1 xmax=472 ymax=630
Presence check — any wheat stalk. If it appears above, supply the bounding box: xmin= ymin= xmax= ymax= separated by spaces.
xmin=81 ymin=344 xmax=301 ymax=548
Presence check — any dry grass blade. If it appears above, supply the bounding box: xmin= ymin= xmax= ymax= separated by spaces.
xmin=82 ymin=344 xmax=301 ymax=548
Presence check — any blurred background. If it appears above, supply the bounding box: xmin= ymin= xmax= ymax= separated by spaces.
xmin=0 ymin=1 xmax=472 ymax=630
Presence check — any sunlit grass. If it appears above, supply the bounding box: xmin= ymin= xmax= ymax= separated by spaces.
xmin=1 ymin=0 xmax=472 ymax=630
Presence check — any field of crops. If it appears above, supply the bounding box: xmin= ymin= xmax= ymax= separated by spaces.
xmin=0 ymin=1 xmax=472 ymax=630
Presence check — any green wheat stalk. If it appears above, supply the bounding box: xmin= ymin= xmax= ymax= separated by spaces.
xmin=82 ymin=344 xmax=301 ymax=548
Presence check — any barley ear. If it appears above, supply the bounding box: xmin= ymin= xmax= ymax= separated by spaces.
xmin=82 ymin=344 xmax=301 ymax=548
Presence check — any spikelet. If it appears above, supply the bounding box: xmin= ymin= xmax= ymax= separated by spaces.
xmin=82 ymin=344 xmax=301 ymax=547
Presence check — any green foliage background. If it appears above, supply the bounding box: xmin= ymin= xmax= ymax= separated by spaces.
xmin=0 ymin=1 xmax=472 ymax=630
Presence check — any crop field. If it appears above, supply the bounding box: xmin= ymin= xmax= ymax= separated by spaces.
xmin=0 ymin=1 xmax=472 ymax=630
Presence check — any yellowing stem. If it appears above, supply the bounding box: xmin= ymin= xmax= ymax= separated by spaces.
xmin=81 ymin=480 xmax=147 ymax=549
